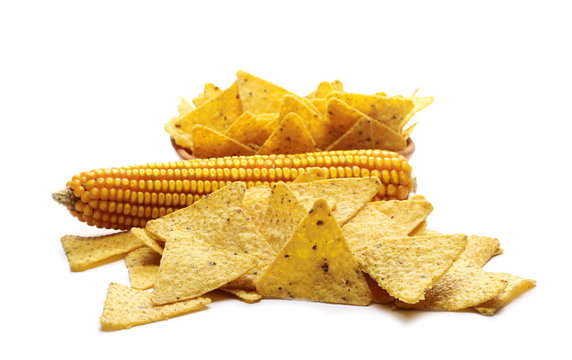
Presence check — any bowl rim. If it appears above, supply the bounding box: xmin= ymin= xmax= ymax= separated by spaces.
xmin=170 ymin=137 xmax=415 ymax=161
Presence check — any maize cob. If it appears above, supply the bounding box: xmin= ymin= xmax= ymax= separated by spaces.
xmin=53 ymin=149 xmax=414 ymax=230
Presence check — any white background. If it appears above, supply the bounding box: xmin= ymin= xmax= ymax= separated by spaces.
xmin=1 ymin=1 xmax=570 ymax=359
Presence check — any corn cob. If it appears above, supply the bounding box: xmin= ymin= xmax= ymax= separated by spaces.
xmin=53 ymin=149 xmax=414 ymax=230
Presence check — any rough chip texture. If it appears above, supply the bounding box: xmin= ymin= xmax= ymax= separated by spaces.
xmin=221 ymin=288 xmax=263 ymax=302
xmin=354 ymin=234 xmax=468 ymax=304
xmin=129 ymin=227 xmax=164 ymax=255
xmin=100 ymin=283 xmax=211 ymax=330
xmin=258 ymin=182 xmax=308 ymax=252
xmin=61 ymin=232 xmax=143 ymax=271
xmin=289 ymin=177 xmax=381 ymax=226
xmin=236 ymin=70 xmax=292 ymax=114
xmin=474 ymin=273 xmax=536 ymax=315
xmin=191 ymin=124 xmax=256 ymax=158
xmin=395 ymin=263 xmax=508 ymax=311
xmin=256 ymin=199 xmax=372 ymax=306
xmin=326 ymin=116 xmax=406 ymax=152
xmin=368 ymin=196 xmax=434 ymax=235
xmin=292 ymin=168 xmax=328 ymax=183
xmin=257 ymin=112 xmax=320 ymax=155
xmin=124 ymin=247 xmax=162 ymax=290
xmin=152 ymin=244 xmax=257 ymax=305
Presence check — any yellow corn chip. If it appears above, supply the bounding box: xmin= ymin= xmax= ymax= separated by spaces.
xmin=165 ymin=116 xmax=194 ymax=150
xmin=257 ymin=112 xmax=320 ymax=155
xmin=289 ymin=177 xmax=381 ymax=226
xmin=354 ymin=234 xmax=467 ymax=304
xmin=178 ymin=97 xmax=193 ymax=117
xmin=396 ymin=263 xmax=508 ymax=311
xmin=402 ymin=122 xmax=418 ymax=139
xmin=129 ymin=227 xmax=163 ymax=255
xmin=151 ymin=243 xmax=258 ymax=305
xmin=328 ymin=92 xmax=414 ymax=133
xmin=292 ymin=168 xmax=328 ymax=183
xmin=341 ymin=205 xmax=410 ymax=253
xmin=236 ymin=70 xmax=292 ymax=114
xmin=458 ymin=235 xmax=502 ymax=267
xmin=190 ymin=125 xmax=256 ymax=158
xmin=310 ymin=98 xmax=327 ymax=115
xmin=306 ymin=80 xmax=344 ymax=99
xmin=258 ymin=182 xmax=308 ymax=252
xmin=224 ymin=112 xmax=275 ymax=148
xmin=474 ymin=273 xmax=536 ymax=315
xmin=412 ymin=227 xmax=441 ymax=236
xmin=171 ymin=81 xmax=242 ymax=135
xmin=100 ymin=283 xmax=210 ymax=330
xmin=324 ymin=97 xmax=363 ymax=145
xmin=192 ymin=83 xmax=222 ymax=108
xmin=124 ymin=247 xmax=161 ymax=290
xmin=256 ymin=199 xmax=372 ymax=305
xmin=326 ymin=116 xmax=406 ymax=152
xmin=145 ymin=182 xmax=246 ymax=242
xmin=221 ymin=288 xmax=263 ymax=302
xmin=61 ymin=232 xmax=143 ymax=271
xmin=279 ymin=95 xmax=329 ymax=149
xmin=241 ymin=184 xmax=272 ymax=228
xmin=368 ymin=197 xmax=434 ymax=235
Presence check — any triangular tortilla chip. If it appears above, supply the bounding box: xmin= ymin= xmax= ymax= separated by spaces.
xmin=326 ymin=116 xmax=406 ymax=152
xmin=151 ymin=243 xmax=258 ymax=305
xmin=368 ymin=197 xmax=434 ymax=235
xmin=129 ymin=227 xmax=164 ymax=255
xmin=192 ymin=83 xmax=222 ymax=107
xmin=289 ymin=177 xmax=381 ymax=226
xmin=306 ymin=80 xmax=344 ymax=99
xmin=324 ymin=97 xmax=363 ymax=145
xmin=258 ymin=182 xmax=308 ymax=252
xmin=172 ymin=81 xmax=242 ymax=134
xmin=100 ymin=283 xmax=210 ymax=330
xmin=458 ymin=235 xmax=502 ymax=267
xmin=327 ymin=92 xmax=414 ymax=132
xmin=257 ymin=112 xmax=320 ymax=155
xmin=474 ymin=273 xmax=536 ymax=315
xmin=190 ymin=125 xmax=256 ymax=158
xmin=310 ymin=98 xmax=327 ymax=116
xmin=177 ymin=97 xmax=193 ymax=117
xmin=165 ymin=115 xmax=194 ymax=150
xmin=241 ymin=184 xmax=272 ymax=228
xmin=279 ymin=95 xmax=329 ymax=149
xmin=220 ymin=288 xmax=262 ymax=303
xmin=395 ymin=263 xmax=508 ymax=311
xmin=255 ymin=199 xmax=372 ymax=305
xmin=341 ymin=205 xmax=410 ymax=253
xmin=224 ymin=112 xmax=275 ymax=148
xmin=236 ymin=70 xmax=293 ymax=114
xmin=145 ymin=182 xmax=246 ymax=243
xmin=354 ymin=234 xmax=468 ymax=304
xmin=61 ymin=231 xmax=144 ymax=272
xmin=124 ymin=247 xmax=161 ymax=290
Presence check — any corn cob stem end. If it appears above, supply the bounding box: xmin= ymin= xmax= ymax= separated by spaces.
xmin=52 ymin=188 xmax=77 ymax=211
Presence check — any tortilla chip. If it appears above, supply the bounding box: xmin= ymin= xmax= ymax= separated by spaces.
xmin=190 ymin=125 xmax=256 ymax=158
xmin=100 ymin=283 xmax=210 ymax=330
xmin=61 ymin=232 xmax=143 ymax=271
xmin=396 ymin=263 xmax=508 ymax=311
xmin=289 ymin=177 xmax=381 ymax=226
xmin=326 ymin=116 xmax=406 ymax=152
xmin=341 ymin=205 xmax=410 ymax=253
xmin=292 ymin=168 xmax=328 ymax=183
xmin=257 ymin=112 xmax=320 ymax=155
xmin=177 ymin=97 xmax=193 ymax=117
xmin=165 ymin=116 xmax=194 ymax=150
xmin=241 ymin=184 xmax=272 ymax=228
xmin=458 ymin=235 xmax=502 ymax=267
xmin=279 ymin=95 xmax=329 ymax=149
xmin=311 ymin=98 xmax=327 ymax=115
xmin=151 ymin=243 xmax=258 ymax=305
xmin=145 ymin=182 xmax=246 ymax=243
xmin=474 ymin=273 xmax=536 ymax=315
xmin=124 ymin=247 xmax=161 ymax=290
xmin=368 ymin=197 xmax=434 ymax=235
xmin=306 ymin=81 xmax=344 ymax=99
xmin=174 ymin=81 xmax=242 ymax=134
xmin=224 ymin=112 xmax=275 ymax=148
xmin=258 ymin=182 xmax=308 ymax=252
xmin=236 ymin=70 xmax=292 ymax=114
xmin=364 ymin=273 xmax=396 ymax=304
xmin=255 ymin=199 xmax=372 ymax=305
xmin=221 ymin=288 xmax=263 ymax=302
xmin=328 ymin=92 xmax=414 ymax=133
xmin=324 ymin=97 xmax=363 ymax=145
xmin=192 ymin=83 xmax=222 ymax=108
xmin=354 ymin=234 xmax=468 ymax=304
xmin=129 ymin=227 xmax=163 ymax=255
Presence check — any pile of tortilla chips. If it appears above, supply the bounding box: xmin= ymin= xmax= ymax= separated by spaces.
xmin=60 ymin=170 xmax=534 ymax=330
xmin=165 ymin=71 xmax=433 ymax=158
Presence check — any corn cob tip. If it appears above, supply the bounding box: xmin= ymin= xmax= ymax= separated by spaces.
xmin=52 ymin=188 xmax=77 ymax=211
